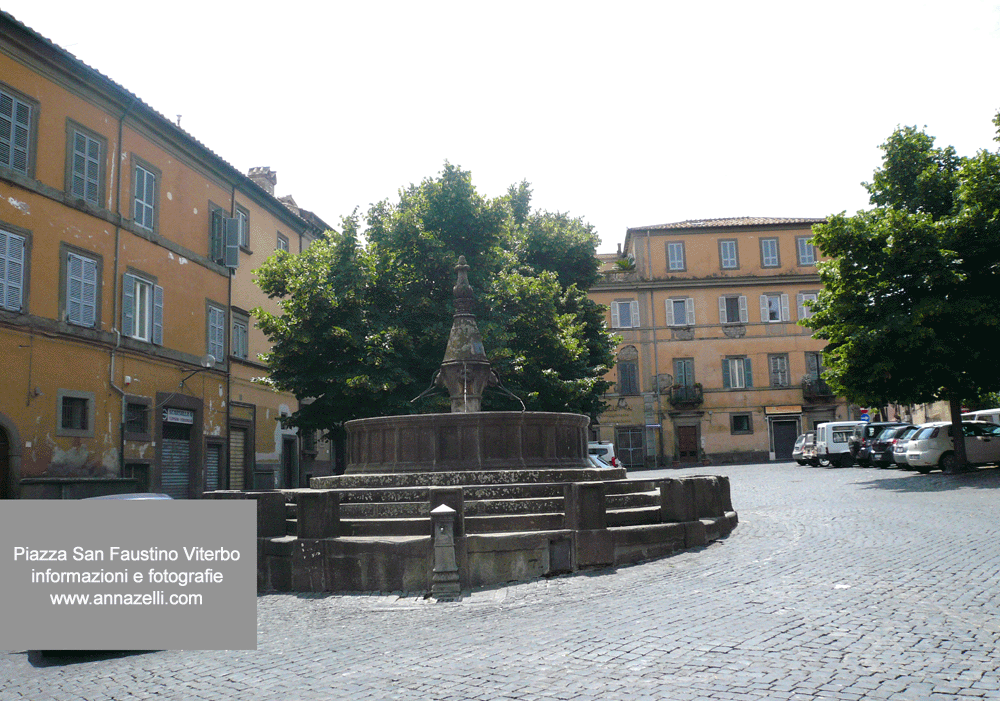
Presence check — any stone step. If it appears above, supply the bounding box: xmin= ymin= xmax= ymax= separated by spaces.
xmin=607 ymin=506 xmax=664 ymax=528
xmin=312 ymin=478 xmax=648 ymax=505
xmin=465 ymin=512 xmax=565 ymax=534
xmin=313 ymin=467 xmax=627 ymax=490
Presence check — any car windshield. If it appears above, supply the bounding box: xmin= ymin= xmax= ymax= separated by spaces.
xmin=897 ymin=427 xmax=918 ymax=440
xmin=913 ymin=426 xmax=938 ymax=440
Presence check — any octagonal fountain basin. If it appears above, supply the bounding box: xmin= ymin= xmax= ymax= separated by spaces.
xmin=341 ymin=411 xmax=590 ymax=474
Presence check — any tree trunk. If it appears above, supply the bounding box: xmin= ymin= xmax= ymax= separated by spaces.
xmin=948 ymin=395 xmax=968 ymax=472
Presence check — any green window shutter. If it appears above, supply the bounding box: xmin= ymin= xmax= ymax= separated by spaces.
xmin=122 ymin=273 xmax=135 ymax=337
xmin=721 ymin=358 xmax=731 ymax=389
xmin=744 ymin=357 xmax=753 ymax=388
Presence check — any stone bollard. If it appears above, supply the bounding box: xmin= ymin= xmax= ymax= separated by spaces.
xmin=563 ymin=482 xmax=607 ymax=530
xmin=657 ymin=478 xmax=695 ymax=523
xmin=430 ymin=504 xmax=461 ymax=601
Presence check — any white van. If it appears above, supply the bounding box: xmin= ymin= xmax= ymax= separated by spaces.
xmin=814 ymin=421 xmax=865 ymax=467
xmin=961 ymin=408 xmax=1000 ymax=426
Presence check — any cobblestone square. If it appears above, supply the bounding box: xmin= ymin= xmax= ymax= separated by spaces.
xmin=3 ymin=463 xmax=999 ymax=700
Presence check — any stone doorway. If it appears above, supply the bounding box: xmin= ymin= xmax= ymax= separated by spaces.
xmin=771 ymin=419 xmax=799 ymax=461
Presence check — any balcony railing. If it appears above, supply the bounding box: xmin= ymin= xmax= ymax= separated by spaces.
xmin=668 ymin=384 xmax=703 ymax=408
xmin=802 ymin=377 xmax=834 ymax=401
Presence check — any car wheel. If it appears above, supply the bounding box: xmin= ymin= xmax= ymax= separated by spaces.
xmin=939 ymin=452 xmax=960 ymax=473
xmin=818 ymin=457 xmax=830 ymax=467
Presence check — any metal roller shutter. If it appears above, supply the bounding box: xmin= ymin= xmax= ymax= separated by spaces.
xmin=229 ymin=428 xmax=246 ymax=491
xmin=205 ymin=443 xmax=221 ymax=492
xmin=161 ymin=437 xmax=190 ymax=499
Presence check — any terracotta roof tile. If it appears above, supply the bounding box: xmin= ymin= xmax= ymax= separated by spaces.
xmin=627 ymin=217 xmax=825 ymax=233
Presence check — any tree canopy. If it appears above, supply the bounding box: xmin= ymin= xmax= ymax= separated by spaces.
xmin=807 ymin=115 xmax=1000 ymax=468
xmin=254 ymin=163 xmax=616 ymax=440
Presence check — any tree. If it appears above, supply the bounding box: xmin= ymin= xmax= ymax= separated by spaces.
xmin=807 ymin=116 xmax=1000 ymax=470
xmin=254 ymin=163 xmax=617 ymax=441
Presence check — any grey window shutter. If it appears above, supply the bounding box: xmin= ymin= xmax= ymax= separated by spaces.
xmin=210 ymin=211 xmax=224 ymax=263
xmin=2 ymin=231 xmax=24 ymax=311
xmin=152 ymin=285 xmax=164 ymax=345
xmin=738 ymin=295 xmax=748 ymax=323
xmin=721 ymin=358 xmax=731 ymax=389
xmin=81 ymin=257 xmax=96 ymax=327
xmin=685 ymin=297 xmax=695 ymax=325
xmin=611 ymin=302 xmax=620 ymax=328
xmin=780 ymin=293 xmax=790 ymax=321
xmin=744 ymin=357 xmax=753 ymax=387
xmin=664 ymin=299 xmax=674 ymax=326
xmin=759 ymin=295 xmax=769 ymax=322
xmin=67 ymin=254 xmax=82 ymax=323
xmin=122 ymin=273 xmax=135 ymax=337
xmin=224 ymin=217 xmax=240 ymax=269
xmin=629 ymin=300 xmax=639 ymax=328
xmin=718 ymin=296 xmax=727 ymax=324
xmin=796 ymin=293 xmax=805 ymax=319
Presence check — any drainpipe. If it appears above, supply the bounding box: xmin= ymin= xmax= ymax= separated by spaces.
xmin=109 ymin=97 xmax=136 ymax=476
xmin=226 ymin=185 xmax=236 ymax=489
xmin=645 ymin=229 xmax=664 ymax=466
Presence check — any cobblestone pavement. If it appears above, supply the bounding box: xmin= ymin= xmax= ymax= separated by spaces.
xmin=4 ymin=463 xmax=1000 ymax=700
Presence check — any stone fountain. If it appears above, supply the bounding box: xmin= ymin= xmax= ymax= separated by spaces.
xmin=211 ymin=257 xmax=738 ymax=594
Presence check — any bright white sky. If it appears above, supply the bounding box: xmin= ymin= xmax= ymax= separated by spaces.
xmin=6 ymin=1 xmax=1000 ymax=252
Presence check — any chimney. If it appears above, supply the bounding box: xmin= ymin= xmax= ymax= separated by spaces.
xmin=248 ymin=167 xmax=277 ymax=196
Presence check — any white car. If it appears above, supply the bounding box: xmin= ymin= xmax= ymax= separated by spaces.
xmin=891 ymin=425 xmax=922 ymax=467
xmin=588 ymin=441 xmax=619 ymax=467
xmin=906 ymin=421 xmax=1000 ymax=473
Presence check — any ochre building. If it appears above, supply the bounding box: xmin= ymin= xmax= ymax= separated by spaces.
xmin=0 ymin=11 xmax=332 ymax=498
xmin=589 ymin=217 xmax=849 ymax=468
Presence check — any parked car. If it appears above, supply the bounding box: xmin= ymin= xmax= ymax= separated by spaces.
xmin=891 ymin=425 xmax=922 ymax=468
xmin=815 ymin=421 xmax=865 ymax=467
xmin=869 ymin=425 xmax=916 ymax=468
xmin=849 ymin=422 xmax=909 ymax=467
xmin=85 ymin=493 xmax=173 ymax=500
xmin=906 ymin=421 xmax=1000 ymax=473
xmin=587 ymin=454 xmax=615 ymax=469
xmin=588 ymin=441 xmax=619 ymax=467
xmin=792 ymin=432 xmax=815 ymax=465
xmin=961 ymin=408 xmax=1000 ymax=426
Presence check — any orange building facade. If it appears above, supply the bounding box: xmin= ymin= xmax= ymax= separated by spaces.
xmin=0 ymin=12 xmax=331 ymax=498
xmin=589 ymin=218 xmax=850 ymax=468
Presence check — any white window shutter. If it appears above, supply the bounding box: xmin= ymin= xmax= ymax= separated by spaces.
xmin=122 ymin=274 xmax=135 ymax=337
xmin=685 ymin=297 xmax=695 ymax=325
xmin=152 ymin=285 xmax=164 ymax=345
xmin=738 ymin=295 xmax=748 ymax=323
xmin=759 ymin=295 xmax=768 ymax=322
xmin=781 ymin=293 xmax=790 ymax=321
xmin=796 ymin=293 xmax=805 ymax=319
xmin=664 ymin=299 xmax=674 ymax=326
xmin=611 ymin=302 xmax=620 ymax=328
xmin=718 ymin=296 xmax=727 ymax=324
xmin=630 ymin=300 xmax=639 ymax=328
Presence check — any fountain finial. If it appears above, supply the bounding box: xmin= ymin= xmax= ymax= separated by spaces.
xmin=434 ymin=255 xmax=497 ymax=412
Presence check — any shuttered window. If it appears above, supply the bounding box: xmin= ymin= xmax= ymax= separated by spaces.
xmin=760 ymin=293 xmax=790 ymax=322
xmin=133 ymin=163 xmax=157 ymax=230
xmin=208 ymin=305 xmax=225 ymax=361
xmin=0 ymin=87 xmax=31 ymax=174
xmin=71 ymin=130 xmax=101 ymax=205
xmin=66 ymin=252 xmax=98 ymax=327
xmin=665 ymin=297 xmax=695 ymax=327
xmin=722 ymin=356 xmax=753 ymax=389
xmin=0 ymin=229 xmax=25 ymax=312
xmin=123 ymin=273 xmax=163 ymax=344
xmin=232 ymin=314 xmax=248 ymax=359
xmin=718 ymin=295 xmax=748 ymax=324
xmin=611 ymin=300 xmax=640 ymax=328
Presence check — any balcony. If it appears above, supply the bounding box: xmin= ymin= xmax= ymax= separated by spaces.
xmin=802 ymin=377 xmax=835 ymax=402
xmin=668 ymin=384 xmax=703 ymax=408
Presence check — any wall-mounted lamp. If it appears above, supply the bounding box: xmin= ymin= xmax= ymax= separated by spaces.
xmin=179 ymin=354 xmax=216 ymax=387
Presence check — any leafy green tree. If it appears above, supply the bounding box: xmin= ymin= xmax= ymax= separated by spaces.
xmin=808 ymin=116 xmax=1000 ymax=470
xmin=254 ymin=163 xmax=616 ymax=442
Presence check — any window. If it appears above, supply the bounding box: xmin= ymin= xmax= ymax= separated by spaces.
xmin=277 ymin=233 xmax=289 ymax=253
xmin=0 ymin=228 xmax=25 ymax=312
xmin=232 ymin=313 xmax=249 ymax=360
xmin=207 ymin=304 xmax=225 ymax=362
xmin=123 ymin=272 xmax=163 ymax=344
xmin=67 ymin=122 xmax=105 ymax=206
xmin=760 ymin=238 xmax=780 ymax=268
xmin=797 ymin=236 xmax=816 ymax=266
xmin=722 ymin=356 xmax=753 ymax=389
xmin=236 ymin=206 xmax=250 ymax=249
xmin=56 ymin=389 xmax=95 ymax=438
xmin=719 ymin=239 xmax=739 ymax=270
xmin=665 ymin=297 xmax=695 ymax=327
xmin=805 ymin=351 xmax=824 ymax=380
xmin=797 ymin=292 xmax=818 ymax=320
xmin=611 ymin=299 xmax=640 ymax=328
xmin=768 ymin=354 xmax=790 ymax=387
xmin=618 ymin=361 xmax=639 ymax=395
xmin=124 ymin=398 xmax=152 ymax=442
xmin=673 ymin=358 xmax=695 ymax=386
xmin=132 ymin=160 xmax=158 ymax=231
xmin=66 ymin=251 xmax=98 ymax=327
xmin=730 ymin=413 xmax=753 ymax=434
xmin=666 ymin=241 xmax=685 ymax=271
xmin=0 ymin=85 xmax=34 ymax=175
xmin=718 ymin=295 xmax=748 ymax=324
xmin=760 ymin=293 xmax=790 ymax=323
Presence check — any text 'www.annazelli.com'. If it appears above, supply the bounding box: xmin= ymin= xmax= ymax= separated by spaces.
xmin=49 ymin=592 xmax=203 ymax=606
